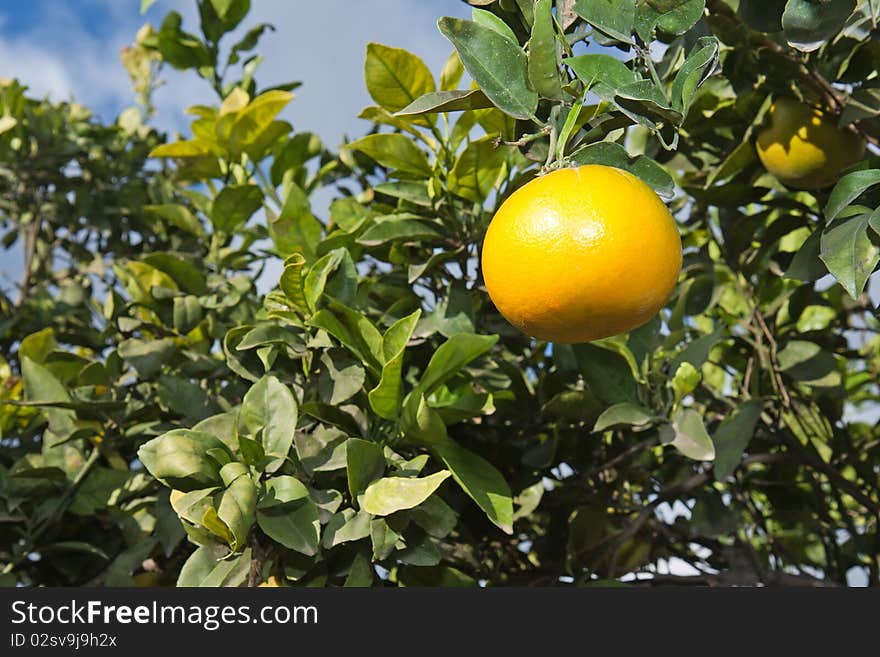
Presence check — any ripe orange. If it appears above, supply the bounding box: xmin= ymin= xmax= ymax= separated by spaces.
xmin=756 ymin=98 xmax=864 ymax=190
xmin=481 ymin=164 xmax=681 ymax=344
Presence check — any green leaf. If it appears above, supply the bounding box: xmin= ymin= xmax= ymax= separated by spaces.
xmin=320 ymin=352 xmax=365 ymax=405
xmin=382 ymin=309 xmax=421 ymax=362
xmin=824 ymin=169 xmax=880 ymax=222
xmin=438 ymin=17 xmax=538 ymax=120
xmin=671 ymin=361 xmax=701 ymax=403
xmin=712 ymin=401 xmax=763 ymax=480
xmin=19 ymin=328 xmax=57 ymax=365
xmin=157 ymin=12 xmax=212 ymax=71
xmin=211 ymin=184 xmax=262 ymax=232
xmin=528 ymin=0 xmax=564 ymax=100
xmin=149 ymin=139 xmax=215 ymax=159
xmin=370 ymin=518 xmax=400 ymax=560
xmin=471 ymin=7 xmax=518 ymax=43
xmin=396 ymin=89 xmax=494 ymax=116
xmin=277 ymin=254 xmax=307 ymax=314
xmin=300 ymin=402 xmax=363 ymax=438
xmin=440 ymin=50 xmax=464 ymax=91
xmin=820 ymin=211 xmax=880 ymax=299
xmin=778 ymin=340 xmax=840 ymax=386
xmin=177 ymin=546 xmax=251 ymax=587
xmin=229 ymin=90 xmax=294 ymax=153
xmin=346 ymin=438 xmax=386 ymax=500
xmin=670 ymin=408 xmax=716 ymax=461
xmin=782 ymin=0 xmax=857 ymax=52
xmin=593 ymin=403 xmax=655 ymax=432
xmin=369 ymin=352 xmax=406 ymax=420
xmin=344 ymin=552 xmax=375 ymax=587
xmin=173 ymin=295 xmax=203 ymax=334
xmin=304 ymin=247 xmax=356 ymax=311
xmin=235 ymin=323 xmax=306 ymax=354
xmin=411 ymin=495 xmax=459 ymax=538
xmin=240 ymin=375 xmax=298 ymax=459
xmin=573 ymin=344 xmax=638 ymax=404
xmin=449 ymin=135 xmax=509 ymax=202
xmin=358 ymin=217 xmax=444 ymax=247
xmin=419 ymin=333 xmax=498 ymax=396
xmin=785 ymin=230 xmax=828 ymax=282
xmin=364 ymin=43 xmax=436 ymax=117
xmin=323 ymin=509 xmax=372 ymax=548
xmin=569 ymin=141 xmax=674 ymax=198
xmin=256 ymin=476 xmax=320 ymax=556
xmin=347 ymin=134 xmax=432 ymax=178
xmin=434 ymin=439 xmax=513 ymax=534
xmin=669 ymin=36 xmax=718 ymax=114
xmin=375 ymin=181 xmax=431 ymax=206
xmin=358 ymin=106 xmax=427 ymax=141
xmin=216 ymin=462 xmax=256 ymax=551
xmin=270 ymin=132 xmax=322 ymax=185
xmin=638 ymin=0 xmax=705 ymax=39
xmin=398 ymin=532 xmax=442 ymax=566
xmin=142 ymin=253 xmax=207 ymax=295
xmin=361 ymin=471 xmax=450 ymax=516
xmin=309 ymin=305 xmax=384 ymax=373
xmin=270 ymin=182 xmax=322 ymax=260
xmin=566 ymin=54 xmax=636 ymax=101
xmin=368 ymin=310 xmax=421 ymax=419
xmin=137 ymin=429 xmax=230 ymax=491
xmin=574 ymin=0 xmax=636 ymax=42
xmin=401 ymin=393 xmax=449 ymax=445
xmin=614 ymin=79 xmax=682 ymax=125
xmin=144 ymin=204 xmax=206 ymax=237
xmin=739 ymin=0 xmax=786 ymax=32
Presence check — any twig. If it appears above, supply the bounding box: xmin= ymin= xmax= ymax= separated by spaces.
xmin=247 ymin=533 xmax=266 ymax=587
xmin=606 ymin=471 xmax=711 ymax=576
xmin=753 ymin=309 xmax=791 ymax=408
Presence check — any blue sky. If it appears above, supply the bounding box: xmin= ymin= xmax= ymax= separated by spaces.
xmin=0 ymin=0 xmax=472 ymax=287
xmin=0 ymin=0 xmax=471 ymax=143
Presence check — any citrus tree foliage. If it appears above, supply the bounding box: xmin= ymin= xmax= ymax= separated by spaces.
xmin=1 ymin=0 xmax=879 ymax=587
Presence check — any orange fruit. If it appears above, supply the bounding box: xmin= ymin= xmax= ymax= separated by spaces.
xmin=756 ymin=98 xmax=864 ymax=190
xmin=481 ymin=164 xmax=681 ymax=344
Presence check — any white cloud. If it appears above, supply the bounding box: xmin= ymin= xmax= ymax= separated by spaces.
xmin=0 ymin=4 xmax=139 ymax=123
xmin=149 ymin=0 xmax=471 ymax=146
xmin=0 ymin=1 xmax=471 ymax=144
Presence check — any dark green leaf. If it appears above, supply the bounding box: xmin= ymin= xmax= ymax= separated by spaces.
xmin=241 ymin=375 xmax=297 ymax=459
xmin=569 ymin=141 xmax=675 ymax=198
xmin=211 ymin=184 xmax=262 ymax=233
xmin=573 ymin=344 xmax=638 ymax=404
xmin=419 ymin=333 xmax=498 ymax=395
xmin=449 ymin=136 xmax=510 ymax=202
xmin=137 ymin=429 xmax=230 ymax=491
xmin=434 ymin=439 xmax=513 ymax=534
xmin=713 ymin=401 xmax=763 ymax=480
xmin=256 ymin=476 xmax=320 ymax=555
xmin=438 ymin=17 xmax=538 ymax=120
xmin=347 ymin=134 xmax=432 ymax=178
xmin=824 ymin=169 xmax=880 ymax=222
xmin=346 ymin=438 xmax=386 ymax=500
xmin=574 ymin=0 xmax=636 ymax=42
xmin=820 ymin=211 xmax=880 ymax=299
xmin=177 ymin=546 xmax=251 ymax=587
xmin=782 ymin=0 xmax=857 ymax=52
xmin=528 ymin=0 xmax=564 ymax=100
xmin=396 ymin=89 xmax=494 ymax=116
